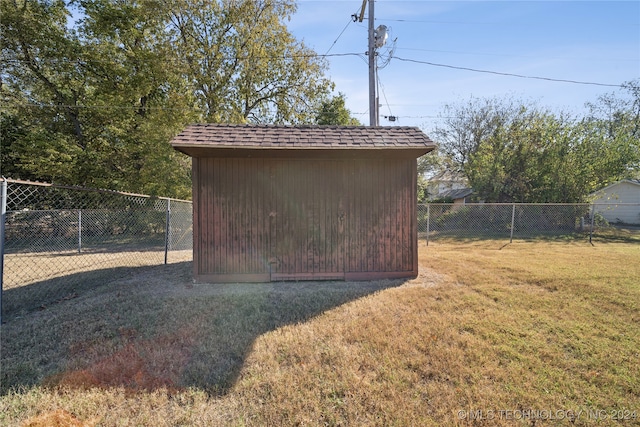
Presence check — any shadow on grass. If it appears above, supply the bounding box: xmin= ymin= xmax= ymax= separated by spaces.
xmin=1 ymin=262 xmax=405 ymax=397
xmin=590 ymin=227 xmax=640 ymax=244
xmin=2 ymin=264 xmax=158 ymax=317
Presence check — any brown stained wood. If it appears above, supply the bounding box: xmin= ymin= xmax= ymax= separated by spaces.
xmin=197 ymin=273 xmax=271 ymax=283
xmin=192 ymin=158 xmax=201 ymax=280
xmin=366 ymin=161 xmax=375 ymax=273
xmin=272 ymin=272 xmax=345 ymax=281
xmin=383 ymin=161 xmax=390 ymax=271
xmin=345 ymin=271 xmax=415 ymax=281
xmin=350 ymin=160 xmax=361 ymax=274
xmin=221 ymin=158 xmax=230 ymax=273
xmin=192 ymin=156 xmax=418 ymax=283
xmin=410 ymin=159 xmax=418 ymax=277
xmin=271 ymin=160 xmax=344 ymax=278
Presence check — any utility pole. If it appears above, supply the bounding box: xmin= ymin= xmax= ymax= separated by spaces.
xmin=367 ymin=0 xmax=377 ymax=126
xmin=359 ymin=0 xmax=378 ymax=126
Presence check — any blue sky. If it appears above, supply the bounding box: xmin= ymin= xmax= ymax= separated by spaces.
xmin=286 ymin=1 xmax=640 ymax=131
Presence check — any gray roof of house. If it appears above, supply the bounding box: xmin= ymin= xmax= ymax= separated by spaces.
xmin=592 ymin=179 xmax=640 ymax=194
xmin=171 ymin=124 xmax=436 ymax=155
xmin=438 ymin=188 xmax=474 ymax=200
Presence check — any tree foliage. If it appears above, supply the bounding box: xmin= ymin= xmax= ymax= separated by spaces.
xmin=168 ymin=0 xmax=332 ymax=124
xmin=315 ymin=93 xmax=361 ymax=125
xmin=1 ymin=0 xmax=333 ymax=197
xmin=430 ymin=83 xmax=640 ymax=203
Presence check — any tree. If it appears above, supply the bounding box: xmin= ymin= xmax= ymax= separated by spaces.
xmin=584 ymin=79 xmax=640 ymax=181
xmin=168 ymin=0 xmax=333 ymax=124
xmin=431 ymin=91 xmax=639 ymax=203
xmin=1 ymin=0 xmax=334 ymax=197
xmin=1 ymin=0 xmax=196 ymax=197
xmin=1 ymin=0 xmax=87 ymax=183
xmin=315 ymin=93 xmax=361 ymax=125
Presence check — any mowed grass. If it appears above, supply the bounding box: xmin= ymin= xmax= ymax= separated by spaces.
xmin=1 ymin=238 xmax=639 ymax=426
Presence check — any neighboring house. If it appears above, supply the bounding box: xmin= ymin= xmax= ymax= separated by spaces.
xmin=171 ymin=124 xmax=435 ymax=283
xmin=437 ymin=187 xmax=474 ymax=205
xmin=425 ymin=169 xmax=468 ymax=200
xmin=591 ymin=179 xmax=640 ymax=225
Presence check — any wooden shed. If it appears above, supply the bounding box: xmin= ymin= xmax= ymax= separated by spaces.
xmin=171 ymin=124 xmax=435 ymax=283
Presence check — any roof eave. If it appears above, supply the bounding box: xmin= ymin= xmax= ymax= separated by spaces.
xmin=173 ymin=145 xmax=435 ymax=159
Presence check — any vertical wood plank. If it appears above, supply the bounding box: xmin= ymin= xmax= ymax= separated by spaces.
xmin=229 ymin=158 xmax=236 ymax=274
xmin=330 ymin=161 xmax=338 ymax=273
xmin=368 ymin=160 xmax=377 ymax=273
xmin=393 ymin=159 xmax=401 ymax=272
xmin=203 ymin=158 xmax=210 ymax=274
xmin=394 ymin=159 xmax=402 ymax=271
xmin=248 ymin=159 xmax=254 ymax=273
xmin=222 ymin=158 xmax=230 ymax=274
xmin=352 ymin=160 xmax=361 ymax=273
xmin=383 ymin=160 xmax=391 ymax=272
xmin=338 ymin=161 xmax=344 ymax=273
xmin=402 ymin=159 xmax=409 ymax=271
xmin=238 ymin=158 xmax=245 ymax=272
xmin=410 ymin=158 xmax=418 ymax=276
xmin=381 ymin=160 xmax=388 ymax=271
xmin=213 ymin=158 xmax=220 ymax=274
xmin=318 ymin=160 xmax=326 ymax=273
xmin=268 ymin=159 xmax=276 ymax=278
xmin=192 ymin=158 xmax=201 ymax=278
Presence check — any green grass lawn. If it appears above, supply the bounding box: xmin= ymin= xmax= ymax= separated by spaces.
xmin=1 ymin=238 xmax=639 ymax=426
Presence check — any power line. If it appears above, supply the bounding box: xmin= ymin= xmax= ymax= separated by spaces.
xmin=377 ymin=75 xmax=396 ymax=122
xmin=394 ymin=47 xmax=639 ymax=63
xmin=1 ymin=52 xmax=363 ymax=67
xmin=8 ymin=100 xmax=429 ymax=120
xmin=376 ymin=17 xmax=639 ymax=28
xmin=376 ymin=18 xmax=499 ymax=25
xmin=4 ymin=52 xmax=627 ymax=91
xmin=5 ymin=103 xmax=196 ymax=111
xmin=393 ymin=56 xmax=626 ymax=88
xmin=324 ymin=15 xmax=357 ymax=56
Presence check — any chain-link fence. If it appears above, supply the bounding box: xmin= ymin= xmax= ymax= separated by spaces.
xmin=418 ymin=203 xmax=640 ymax=243
xmin=1 ymin=179 xmax=192 ymax=320
xmin=2 ymin=179 xmax=638 ymax=321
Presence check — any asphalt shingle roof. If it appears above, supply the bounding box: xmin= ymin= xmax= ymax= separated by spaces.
xmin=171 ymin=124 xmax=436 ymax=152
xmin=438 ymin=188 xmax=474 ymax=200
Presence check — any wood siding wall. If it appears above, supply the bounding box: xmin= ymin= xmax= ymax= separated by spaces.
xmin=193 ymin=157 xmax=417 ymax=282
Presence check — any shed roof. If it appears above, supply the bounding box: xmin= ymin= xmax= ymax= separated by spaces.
xmin=171 ymin=124 xmax=436 ymax=158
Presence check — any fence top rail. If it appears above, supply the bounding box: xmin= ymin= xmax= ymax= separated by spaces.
xmin=1 ymin=178 xmax=192 ymax=203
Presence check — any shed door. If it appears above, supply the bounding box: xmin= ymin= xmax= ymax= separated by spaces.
xmin=269 ymin=159 xmax=345 ymax=280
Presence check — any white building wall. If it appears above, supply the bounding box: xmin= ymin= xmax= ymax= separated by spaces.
xmin=592 ymin=181 xmax=640 ymax=225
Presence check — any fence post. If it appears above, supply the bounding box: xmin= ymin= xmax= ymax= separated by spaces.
xmin=590 ymin=204 xmax=595 ymax=244
xmin=1 ymin=178 xmax=7 ymax=325
xmin=78 ymin=209 xmax=82 ymax=253
xmin=510 ymin=203 xmax=516 ymax=243
xmin=426 ymin=204 xmax=430 ymax=247
xmin=164 ymin=199 xmax=171 ymax=265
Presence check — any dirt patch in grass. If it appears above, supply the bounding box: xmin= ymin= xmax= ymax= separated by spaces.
xmin=43 ymin=325 xmax=197 ymax=393
xmin=21 ymin=409 xmax=97 ymax=427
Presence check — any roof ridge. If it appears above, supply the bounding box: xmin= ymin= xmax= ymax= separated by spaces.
xmin=188 ymin=123 xmax=422 ymax=129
